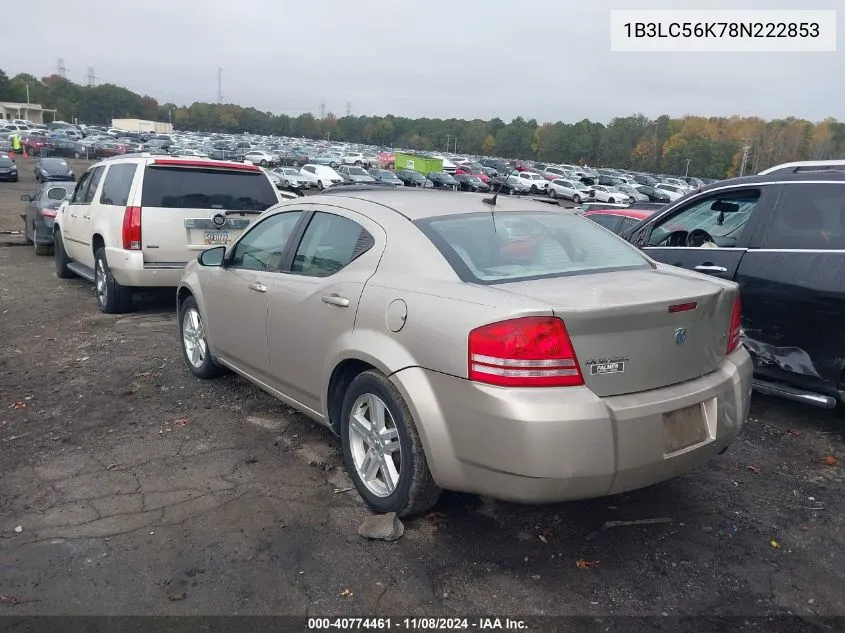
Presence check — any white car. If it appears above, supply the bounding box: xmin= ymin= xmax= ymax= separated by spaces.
xmin=655 ymin=184 xmax=686 ymax=201
xmin=662 ymin=177 xmax=693 ymax=192
xmin=433 ymin=156 xmax=458 ymax=173
xmin=53 ymin=155 xmax=281 ymax=314
xmin=243 ymin=150 xmax=277 ymax=166
xmin=507 ymin=171 xmax=548 ymax=194
xmin=591 ymin=185 xmax=632 ymax=204
xmin=273 ymin=167 xmax=311 ymax=189
xmin=547 ymin=179 xmax=594 ymax=203
xmin=299 ymin=164 xmax=343 ymax=190
xmin=616 ymin=184 xmax=649 ymax=202
xmin=342 ymin=152 xmax=365 ymax=166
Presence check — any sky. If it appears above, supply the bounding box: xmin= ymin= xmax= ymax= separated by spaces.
xmin=2 ymin=0 xmax=841 ymax=124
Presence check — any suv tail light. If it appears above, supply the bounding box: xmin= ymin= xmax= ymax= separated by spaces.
xmin=727 ymin=294 xmax=742 ymax=354
xmin=122 ymin=206 xmax=142 ymax=250
xmin=468 ymin=316 xmax=584 ymax=387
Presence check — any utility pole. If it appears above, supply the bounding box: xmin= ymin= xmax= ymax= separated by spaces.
xmin=217 ymin=67 xmax=223 ymax=104
xmin=684 ymin=158 xmax=691 ymax=177
xmin=25 ymin=84 xmax=30 ymax=104
xmin=86 ymin=67 xmax=96 ymax=87
xmin=319 ymin=102 xmax=326 ymax=120
xmin=739 ymin=138 xmax=752 ymax=177
xmin=57 ymin=58 xmax=67 ymax=79
xmin=345 ymin=102 xmax=352 ymax=117
xmin=445 ymin=135 xmax=451 ymax=152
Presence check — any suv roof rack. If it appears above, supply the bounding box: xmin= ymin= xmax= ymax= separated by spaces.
xmin=759 ymin=160 xmax=845 ymax=175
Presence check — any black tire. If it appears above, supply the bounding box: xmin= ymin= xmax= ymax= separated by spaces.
xmin=573 ymin=194 xmax=581 ymax=203
xmin=35 ymin=240 xmax=52 ymax=256
xmin=317 ymin=180 xmax=324 ymax=190
xmin=530 ymin=185 xmax=538 ymax=194
xmin=94 ymin=248 xmax=133 ymax=314
xmin=260 ymin=159 xmax=268 ymax=166
xmin=608 ymin=198 xmax=615 ymax=204
xmin=354 ymin=160 xmax=362 ymax=166
xmin=548 ymin=189 xmax=556 ymax=199
xmin=24 ymin=220 xmax=33 ymax=245
xmin=340 ymin=370 xmax=441 ymax=518
xmin=178 ymin=296 xmax=226 ymax=379
xmin=54 ymin=229 xmax=75 ymax=279
xmin=73 ymin=152 xmax=81 ymax=159
xmin=330 ymin=162 xmax=338 ymax=168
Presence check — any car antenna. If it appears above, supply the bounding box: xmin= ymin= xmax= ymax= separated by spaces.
xmin=482 ymin=164 xmax=506 ymax=207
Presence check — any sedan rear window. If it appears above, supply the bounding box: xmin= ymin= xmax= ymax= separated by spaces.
xmin=141 ymin=166 xmax=277 ymax=211
xmin=417 ymin=211 xmax=651 ymax=283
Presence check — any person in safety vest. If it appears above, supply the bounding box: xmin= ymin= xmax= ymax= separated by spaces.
xmin=12 ymin=134 xmax=21 ymax=154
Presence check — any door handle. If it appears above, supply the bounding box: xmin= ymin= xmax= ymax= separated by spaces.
xmin=248 ymin=281 xmax=267 ymax=293
xmin=69 ymin=213 xmax=77 ymax=218
xmin=694 ymin=264 xmax=728 ymax=273
xmin=83 ymin=215 xmax=90 ymax=220
xmin=322 ymin=294 xmax=350 ymax=307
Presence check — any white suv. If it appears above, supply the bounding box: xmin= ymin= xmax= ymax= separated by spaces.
xmin=53 ymin=154 xmax=281 ymax=313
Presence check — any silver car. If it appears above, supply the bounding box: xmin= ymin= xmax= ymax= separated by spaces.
xmin=177 ymin=190 xmax=752 ymax=516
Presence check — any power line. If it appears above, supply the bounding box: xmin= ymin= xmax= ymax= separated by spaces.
xmin=217 ymin=67 xmax=223 ymax=105
xmin=57 ymin=58 xmax=67 ymax=79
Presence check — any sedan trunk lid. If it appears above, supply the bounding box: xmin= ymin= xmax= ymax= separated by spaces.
xmin=497 ymin=268 xmax=736 ymax=397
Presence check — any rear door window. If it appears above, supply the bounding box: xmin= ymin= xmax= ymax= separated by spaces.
xmin=82 ymin=167 xmax=105 ymax=204
xmin=762 ymin=183 xmax=845 ymax=250
xmin=71 ymin=170 xmax=94 ymax=204
xmin=100 ymin=163 xmax=138 ymax=206
xmin=141 ymin=166 xmax=277 ymax=211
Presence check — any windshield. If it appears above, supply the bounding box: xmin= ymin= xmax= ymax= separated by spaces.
xmin=605 ymin=186 xmax=621 ymax=193
xmin=348 ymin=167 xmax=367 ymax=175
xmin=416 ymin=211 xmax=650 ymax=283
xmin=42 ymin=158 xmax=68 ymax=169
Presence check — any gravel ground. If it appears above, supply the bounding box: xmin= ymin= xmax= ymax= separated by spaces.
xmin=0 ymin=160 xmax=843 ymax=630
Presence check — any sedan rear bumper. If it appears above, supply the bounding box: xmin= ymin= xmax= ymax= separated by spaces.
xmin=390 ymin=348 xmax=752 ymax=503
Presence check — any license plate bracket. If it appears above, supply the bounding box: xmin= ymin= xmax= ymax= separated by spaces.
xmin=204 ymin=230 xmax=230 ymax=245
xmin=663 ymin=403 xmax=708 ymax=454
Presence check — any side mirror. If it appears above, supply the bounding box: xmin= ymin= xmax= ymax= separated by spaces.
xmin=20 ymin=194 xmax=32 ymax=202
xmin=198 ymin=246 xmax=226 ymax=267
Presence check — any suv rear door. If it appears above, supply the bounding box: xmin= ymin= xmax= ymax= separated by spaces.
xmin=137 ymin=159 xmax=279 ymax=266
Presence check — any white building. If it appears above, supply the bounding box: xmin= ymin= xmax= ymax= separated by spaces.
xmin=111 ymin=119 xmax=173 ymax=134
xmin=0 ymin=102 xmax=56 ymax=125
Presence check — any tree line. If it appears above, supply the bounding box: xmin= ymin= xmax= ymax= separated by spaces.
xmin=2 ymin=68 xmax=843 ymax=178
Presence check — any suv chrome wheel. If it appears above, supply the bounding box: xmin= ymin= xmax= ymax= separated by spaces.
xmin=95 ymin=258 xmax=108 ymax=307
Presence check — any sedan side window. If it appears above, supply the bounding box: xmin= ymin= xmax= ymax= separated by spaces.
xmin=291 ymin=212 xmax=373 ymax=278
xmin=228 ymin=211 xmax=304 ymax=271
xmin=647 ymin=190 xmax=760 ymax=247
xmin=588 ymin=214 xmax=621 ymax=231
xmin=762 ymin=183 xmax=845 ymax=250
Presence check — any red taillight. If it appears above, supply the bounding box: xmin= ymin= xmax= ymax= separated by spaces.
xmin=727 ymin=294 xmax=742 ymax=353
xmin=122 ymin=206 xmax=142 ymax=250
xmin=468 ymin=316 xmax=584 ymax=387
xmin=41 ymin=208 xmax=57 ymax=218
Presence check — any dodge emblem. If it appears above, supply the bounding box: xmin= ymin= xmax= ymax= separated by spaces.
xmin=674 ymin=327 xmax=687 ymax=346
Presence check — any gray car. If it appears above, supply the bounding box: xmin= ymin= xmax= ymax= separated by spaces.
xmin=22 ymin=182 xmax=75 ymax=255
xmin=177 ymin=190 xmax=752 ymax=517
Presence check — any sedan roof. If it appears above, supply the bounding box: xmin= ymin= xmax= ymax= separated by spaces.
xmin=319 ymin=187 xmax=564 ymax=220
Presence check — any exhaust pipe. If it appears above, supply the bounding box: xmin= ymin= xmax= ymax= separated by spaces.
xmin=752 ymin=380 xmax=837 ymax=409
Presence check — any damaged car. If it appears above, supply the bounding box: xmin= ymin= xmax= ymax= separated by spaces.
xmin=626 ymin=170 xmax=845 ymax=409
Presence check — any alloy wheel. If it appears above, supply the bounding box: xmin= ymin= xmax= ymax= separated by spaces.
xmin=95 ymin=258 xmax=107 ymax=307
xmin=348 ymin=393 xmax=402 ymax=497
xmin=182 ymin=307 xmax=207 ymax=369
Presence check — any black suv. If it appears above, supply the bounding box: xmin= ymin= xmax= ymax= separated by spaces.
xmin=624 ymin=171 xmax=845 ymax=409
